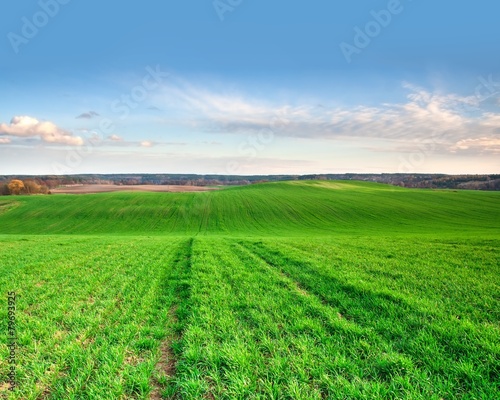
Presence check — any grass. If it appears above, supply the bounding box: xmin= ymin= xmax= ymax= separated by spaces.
xmin=0 ymin=236 xmax=192 ymax=398
xmin=0 ymin=181 xmax=498 ymax=236
xmin=173 ymin=237 xmax=499 ymax=398
xmin=0 ymin=181 xmax=499 ymax=399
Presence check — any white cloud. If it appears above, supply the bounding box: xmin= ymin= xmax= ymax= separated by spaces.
xmin=0 ymin=116 xmax=84 ymax=146
xmin=101 ymin=136 xmax=183 ymax=148
xmin=152 ymin=80 xmax=500 ymax=156
xmin=451 ymin=137 xmax=500 ymax=154
xmin=480 ymin=113 xmax=500 ymax=128
xmin=0 ymin=137 xmax=11 ymax=144
xmin=108 ymin=134 xmax=123 ymax=141
xmin=140 ymin=140 xmax=154 ymax=147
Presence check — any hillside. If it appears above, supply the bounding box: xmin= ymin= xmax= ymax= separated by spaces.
xmin=1 ymin=180 xmax=499 ymax=398
xmin=1 ymin=181 xmax=498 ymax=236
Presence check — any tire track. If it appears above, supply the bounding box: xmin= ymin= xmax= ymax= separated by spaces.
xmin=231 ymin=241 xmax=311 ymax=299
xmin=234 ymin=240 xmax=478 ymax=378
xmin=237 ymin=240 xmax=423 ymax=325
xmin=229 ymin=241 xmax=359 ymax=336
xmin=150 ymin=238 xmax=193 ymax=400
xmin=233 ymin=240 xmax=336 ymax=308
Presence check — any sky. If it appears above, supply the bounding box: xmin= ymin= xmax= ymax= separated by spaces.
xmin=1 ymin=0 xmax=499 ymax=175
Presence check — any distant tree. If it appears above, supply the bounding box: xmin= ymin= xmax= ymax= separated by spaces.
xmin=44 ymin=179 xmax=60 ymax=189
xmin=23 ymin=179 xmax=41 ymax=194
xmin=39 ymin=185 xmax=49 ymax=194
xmin=8 ymin=180 xmax=25 ymax=195
xmin=0 ymin=183 xmax=9 ymax=196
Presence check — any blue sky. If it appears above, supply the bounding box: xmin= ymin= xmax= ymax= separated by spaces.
xmin=1 ymin=0 xmax=499 ymax=175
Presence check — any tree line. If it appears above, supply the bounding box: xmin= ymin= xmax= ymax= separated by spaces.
xmin=1 ymin=179 xmax=50 ymax=196
xmin=1 ymin=173 xmax=499 ymax=195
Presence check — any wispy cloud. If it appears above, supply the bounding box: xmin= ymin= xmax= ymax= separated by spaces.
xmin=140 ymin=140 xmax=154 ymax=147
xmin=202 ymin=141 xmax=222 ymax=145
xmin=76 ymin=111 xmax=100 ymax=119
xmin=451 ymin=137 xmax=500 ymax=154
xmin=99 ymin=135 xmax=186 ymax=148
xmin=153 ymin=80 xmax=500 ymax=156
xmin=0 ymin=116 xmax=84 ymax=146
xmin=108 ymin=134 xmax=123 ymax=142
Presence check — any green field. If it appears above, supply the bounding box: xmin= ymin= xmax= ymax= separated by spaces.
xmin=0 ymin=181 xmax=499 ymax=399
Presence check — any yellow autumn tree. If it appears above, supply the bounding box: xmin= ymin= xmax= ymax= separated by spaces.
xmin=23 ymin=179 xmax=41 ymax=194
xmin=7 ymin=179 xmax=25 ymax=195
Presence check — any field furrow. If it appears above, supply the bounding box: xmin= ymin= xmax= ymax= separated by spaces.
xmin=0 ymin=181 xmax=498 ymax=399
xmin=237 ymin=238 xmax=500 ymax=399
xmin=151 ymin=238 xmax=193 ymax=399
xmin=0 ymin=237 xmax=189 ymax=399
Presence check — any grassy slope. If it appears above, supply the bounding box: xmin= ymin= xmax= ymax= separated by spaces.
xmin=2 ymin=235 xmax=497 ymax=399
xmin=1 ymin=181 xmax=499 ymax=399
xmin=0 ymin=181 xmax=499 ymax=237
xmin=0 ymin=237 xmax=190 ymax=398
xmin=174 ymin=236 xmax=499 ymax=399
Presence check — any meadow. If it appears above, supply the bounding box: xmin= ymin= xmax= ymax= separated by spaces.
xmin=0 ymin=181 xmax=499 ymax=399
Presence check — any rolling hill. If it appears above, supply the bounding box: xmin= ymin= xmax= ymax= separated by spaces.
xmin=0 ymin=181 xmax=498 ymax=237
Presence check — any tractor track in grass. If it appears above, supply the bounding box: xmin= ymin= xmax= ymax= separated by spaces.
xmin=234 ymin=240 xmax=337 ymax=310
xmin=229 ymin=241 xmax=368 ymax=337
xmin=234 ymin=240 xmax=433 ymax=341
xmin=150 ymin=238 xmax=193 ymax=400
xmin=231 ymin=241 xmax=312 ymax=299
xmin=236 ymin=240 xmax=500 ymax=386
xmin=238 ymin=240 xmax=419 ymax=324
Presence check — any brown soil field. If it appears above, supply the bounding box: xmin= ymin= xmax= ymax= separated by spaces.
xmin=51 ymin=185 xmax=221 ymax=194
